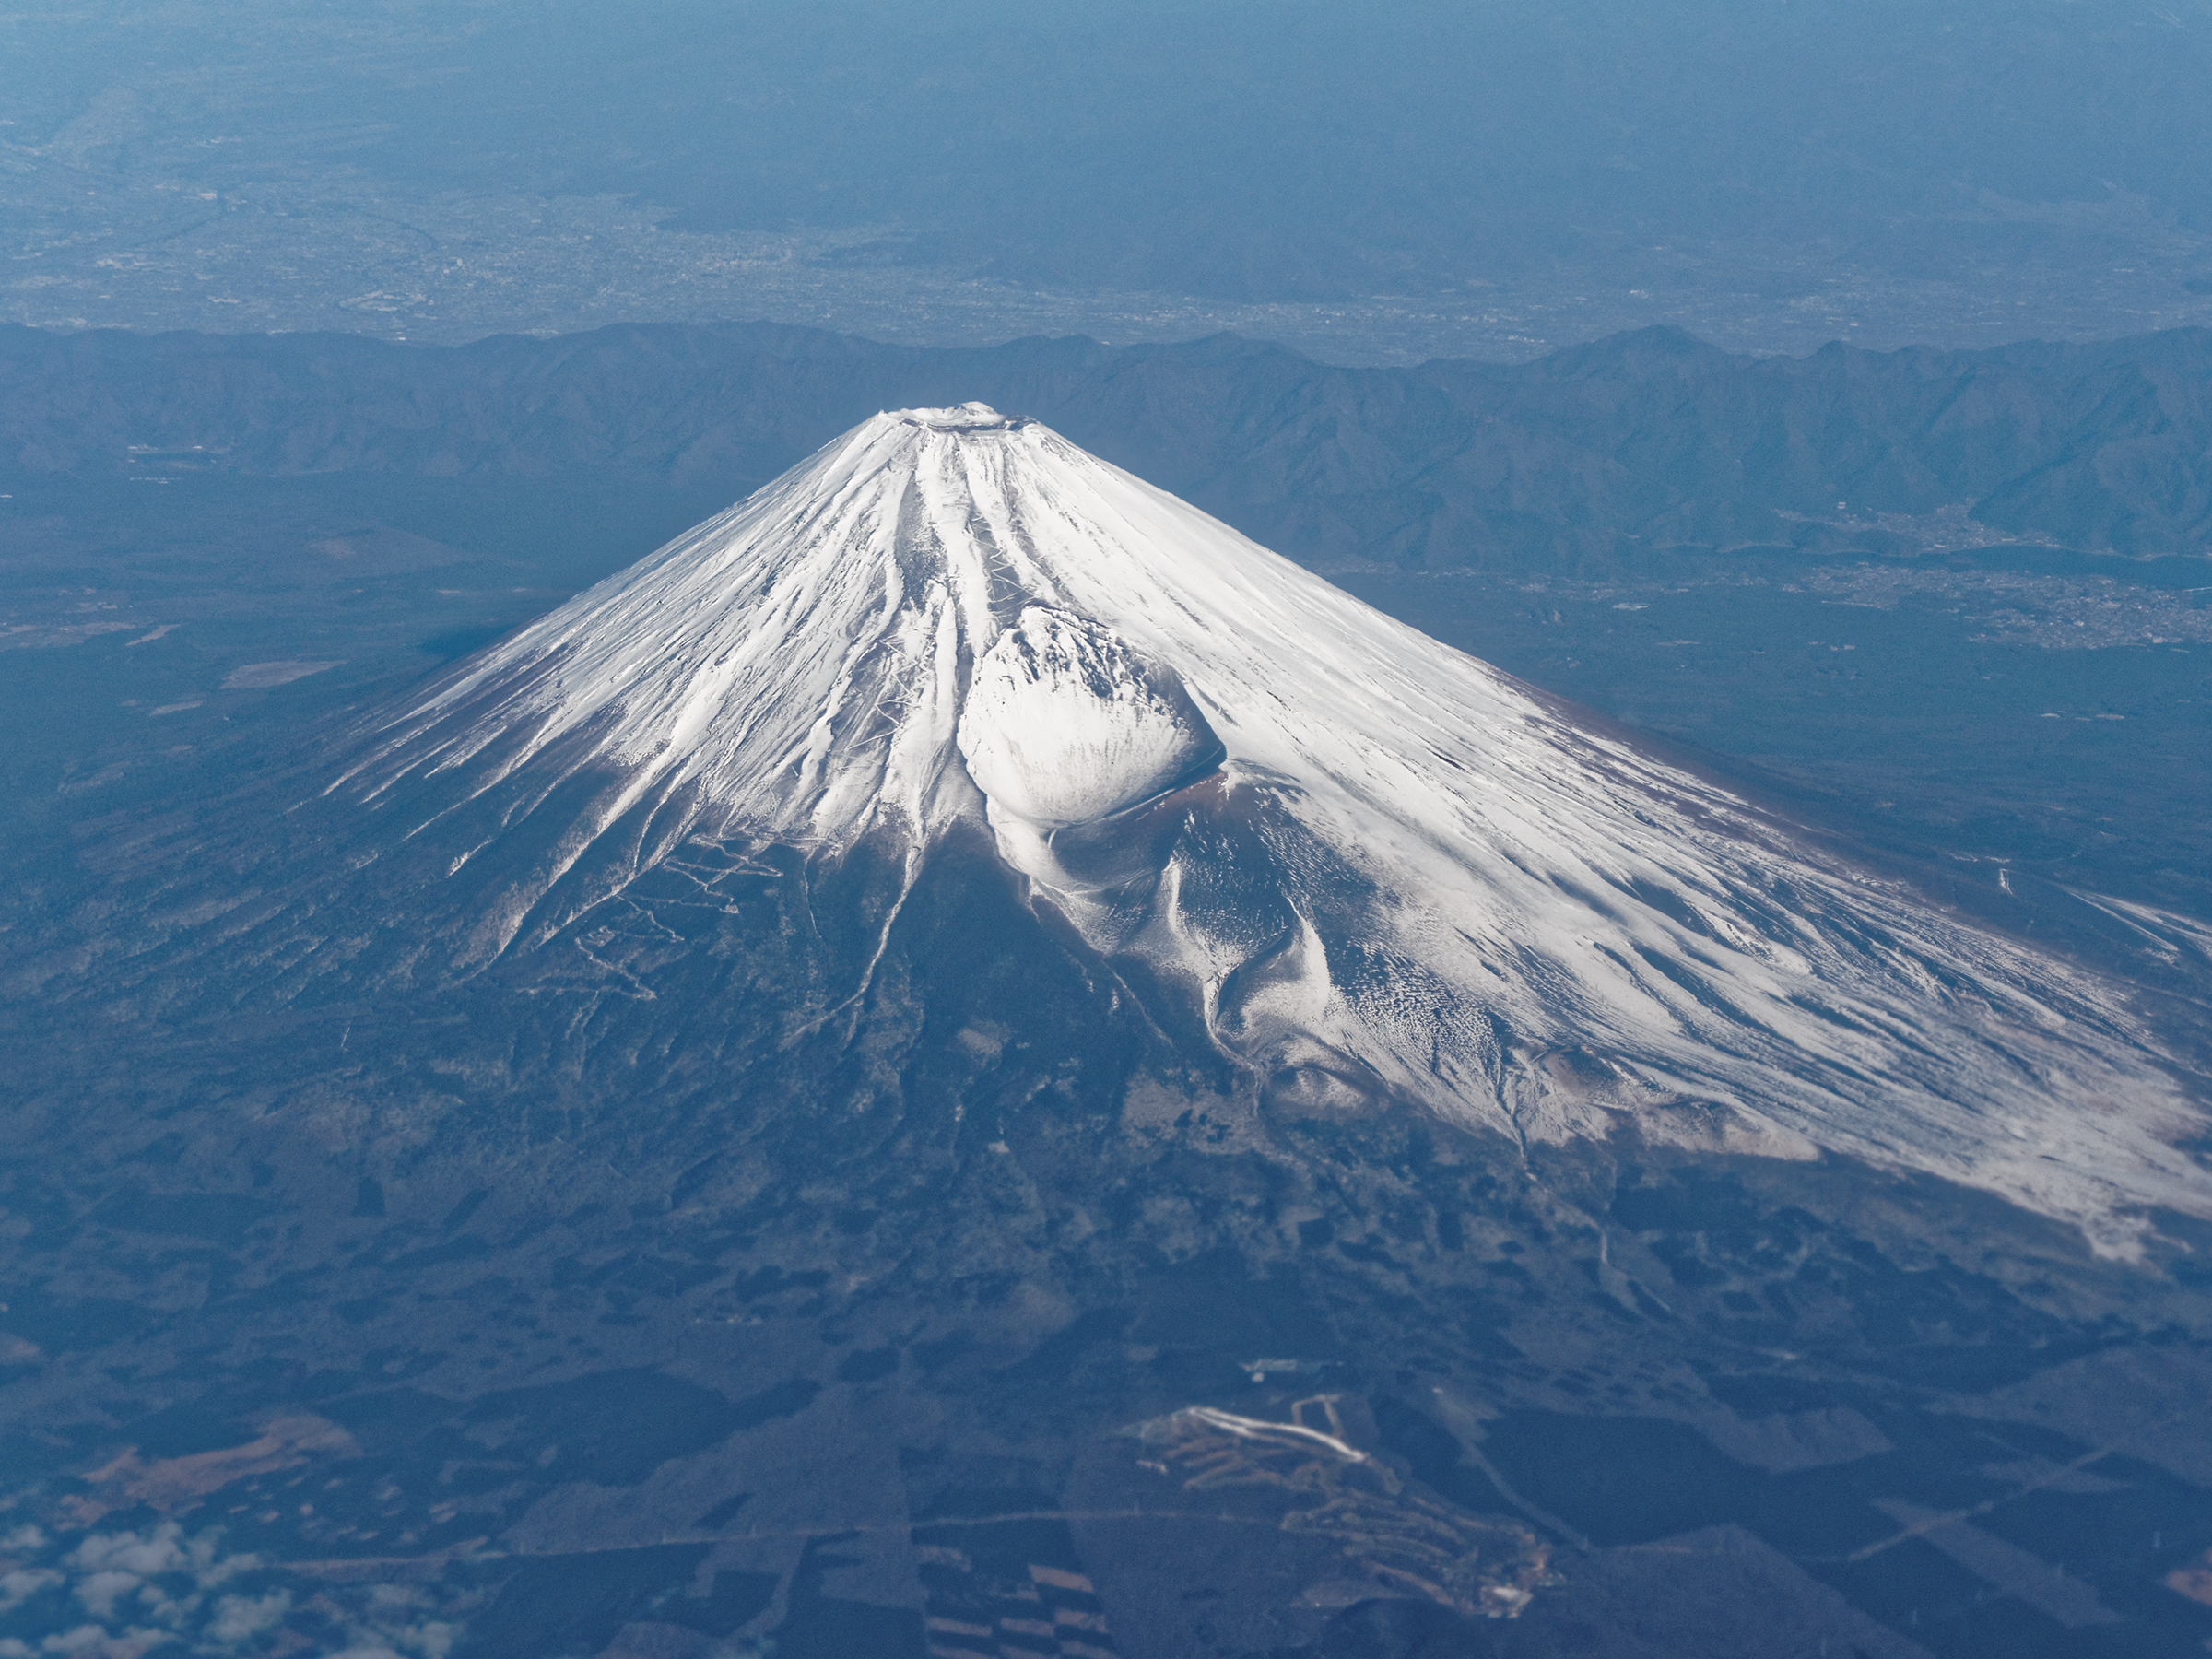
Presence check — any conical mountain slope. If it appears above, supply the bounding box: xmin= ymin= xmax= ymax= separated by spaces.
xmin=340 ymin=403 xmax=2205 ymax=1252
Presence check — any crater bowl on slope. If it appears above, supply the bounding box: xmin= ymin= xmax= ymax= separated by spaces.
xmin=957 ymin=605 xmax=1224 ymax=831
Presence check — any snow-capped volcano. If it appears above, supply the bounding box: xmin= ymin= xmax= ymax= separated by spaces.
xmin=343 ymin=403 xmax=2206 ymax=1252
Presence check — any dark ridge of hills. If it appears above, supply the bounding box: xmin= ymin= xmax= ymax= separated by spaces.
xmin=3 ymin=320 xmax=2210 ymax=575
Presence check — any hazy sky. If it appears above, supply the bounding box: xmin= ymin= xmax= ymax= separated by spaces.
xmin=6 ymin=1 xmax=2211 ymax=356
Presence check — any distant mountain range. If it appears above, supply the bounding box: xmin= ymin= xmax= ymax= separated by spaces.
xmin=5 ymin=321 xmax=2210 ymax=575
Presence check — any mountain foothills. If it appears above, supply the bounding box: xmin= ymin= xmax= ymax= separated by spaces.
xmin=2 ymin=353 xmax=2211 ymax=1659
xmin=4 ymin=321 xmax=2212 ymax=573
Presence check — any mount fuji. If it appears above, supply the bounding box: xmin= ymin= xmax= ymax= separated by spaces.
xmin=16 ymin=400 xmax=2212 ymax=1659
xmin=312 ymin=402 xmax=2206 ymax=1256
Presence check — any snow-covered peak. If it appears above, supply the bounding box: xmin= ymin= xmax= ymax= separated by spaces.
xmin=345 ymin=406 xmax=2209 ymax=1252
